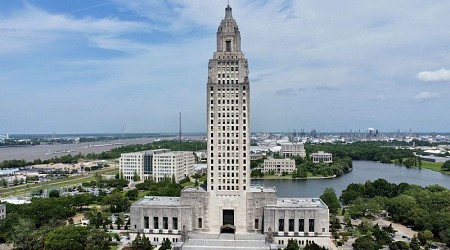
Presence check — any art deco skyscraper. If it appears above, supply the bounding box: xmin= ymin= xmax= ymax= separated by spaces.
xmin=207 ymin=4 xmax=250 ymax=232
xmin=207 ymin=4 xmax=250 ymax=194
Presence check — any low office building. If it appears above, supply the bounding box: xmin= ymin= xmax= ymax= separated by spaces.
xmin=120 ymin=150 xmax=195 ymax=183
xmin=119 ymin=149 xmax=169 ymax=181
xmin=280 ymin=143 xmax=306 ymax=158
xmin=263 ymin=158 xmax=296 ymax=175
xmin=311 ymin=151 xmax=333 ymax=163
xmin=152 ymin=151 xmax=195 ymax=182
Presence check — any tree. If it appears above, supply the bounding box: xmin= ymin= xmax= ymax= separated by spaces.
xmin=303 ymin=241 xmax=327 ymax=250
xmin=159 ymin=238 xmax=172 ymax=250
xmin=352 ymin=235 xmax=380 ymax=250
xmin=417 ymin=230 xmax=433 ymax=245
xmin=131 ymin=233 xmax=153 ymax=250
xmin=126 ymin=189 xmax=139 ymax=200
xmin=48 ymin=189 xmax=60 ymax=198
xmin=44 ymin=226 xmax=90 ymax=250
xmin=116 ymin=216 xmax=124 ymax=230
xmin=85 ymin=229 xmax=110 ymax=250
xmin=320 ymin=187 xmax=340 ymax=214
xmin=285 ymin=239 xmax=299 ymax=250
xmin=389 ymin=241 xmax=409 ymax=250
xmin=133 ymin=171 xmax=140 ymax=182
xmin=442 ymin=160 xmax=450 ymax=171
xmin=93 ymin=172 xmax=104 ymax=184
xmin=409 ymin=235 xmax=421 ymax=250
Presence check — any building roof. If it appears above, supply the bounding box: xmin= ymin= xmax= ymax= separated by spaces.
xmin=249 ymin=185 xmax=277 ymax=193
xmin=182 ymin=186 xmax=207 ymax=193
xmin=270 ymin=198 xmax=328 ymax=209
xmin=132 ymin=196 xmax=181 ymax=207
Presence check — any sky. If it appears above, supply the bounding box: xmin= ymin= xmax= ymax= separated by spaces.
xmin=1 ymin=0 xmax=450 ymax=134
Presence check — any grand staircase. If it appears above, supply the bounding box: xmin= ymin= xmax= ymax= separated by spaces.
xmin=181 ymin=233 xmax=271 ymax=250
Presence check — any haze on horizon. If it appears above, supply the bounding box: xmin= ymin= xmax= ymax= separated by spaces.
xmin=1 ymin=1 xmax=449 ymax=134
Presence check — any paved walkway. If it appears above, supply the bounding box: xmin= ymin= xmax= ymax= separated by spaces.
xmin=182 ymin=233 xmax=270 ymax=250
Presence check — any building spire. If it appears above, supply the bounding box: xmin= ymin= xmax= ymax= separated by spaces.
xmin=225 ymin=3 xmax=232 ymax=18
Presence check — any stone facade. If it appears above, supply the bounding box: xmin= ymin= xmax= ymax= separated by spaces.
xmin=263 ymin=158 xmax=296 ymax=175
xmin=129 ymin=5 xmax=331 ymax=249
xmin=311 ymin=151 xmax=333 ymax=163
xmin=153 ymin=151 xmax=195 ymax=182
xmin=280 ymin=143 xmax=306 ymax=158
xmin=119 ymin=149 xmax=194 ymax=182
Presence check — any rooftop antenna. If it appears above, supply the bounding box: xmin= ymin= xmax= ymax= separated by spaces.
xmin=179 ymin=112 xmax=182 ymax=143
xmin=122 ymin=125 xmax=125 ymax=139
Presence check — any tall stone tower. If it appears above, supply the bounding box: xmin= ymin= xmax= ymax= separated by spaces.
xmin=206 ymin=4 xmax=251 ymax=234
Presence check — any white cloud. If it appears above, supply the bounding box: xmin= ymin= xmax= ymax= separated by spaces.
xmin=417 ymin=68 xmax=450 ymax=82
xmin=413 ymin=91 xmax=441 ymax=101
xmin=0 ymin=4 xmax=147 ymax=55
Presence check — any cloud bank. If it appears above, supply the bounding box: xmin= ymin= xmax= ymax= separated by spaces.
xmin=417 ymin=68 xmax=450 ymax=82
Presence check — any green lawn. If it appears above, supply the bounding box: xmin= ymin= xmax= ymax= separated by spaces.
xmin=420 ymin=161 xmax=444 ymax=172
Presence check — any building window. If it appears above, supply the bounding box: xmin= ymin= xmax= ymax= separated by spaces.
xmin=255 ymin=219 xmax=259 ymax=230
xmin=299 ymin=219 xmax=304 ymax=232
xmin=163 ymin=217 xmax=168 ymax=229
xmin=278 ymin=219 xmax=284 ymax=232
xmin=289 ymin=219 xmax=294 ymax=232
xmin=226 ymin=41 xmax=231 ymax=52
xmin=309 ymin=219 xmax=315 ymax=232
xmin=154 ymin=217 xmax=159 ymax=229
xmin=173 ymin=217 xmax=178 ymax=230
xmin=198 ymin=218 xmax=203 ymax=228
xmin=144 ymin=216 xmax=149 ymax=229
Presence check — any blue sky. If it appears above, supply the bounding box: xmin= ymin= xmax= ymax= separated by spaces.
xmin=1 ymin=0 xmax=449 ymax=134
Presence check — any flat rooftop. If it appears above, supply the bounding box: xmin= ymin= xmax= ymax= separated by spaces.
xmin=132 ymin=196 xmax=181 ymax=207
xmin=249 ymin=185 xmax=277 ymax=193
xmin=182 ymin=186 xmax=207 ymax=192
xmin=270 ymin=198 xmax=327 ymax=209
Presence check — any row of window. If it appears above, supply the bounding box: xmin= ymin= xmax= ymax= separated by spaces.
xmin=212 ymin=185 xmax=246 ymax=191
xmin=217 ymin=60 xmax=239 ymax=65
xmin=210 ymin=159 xmax=247 ymax=165
xmin=210 ymin=98 xmax=245 ymax=104
xmin=211 ymin=105 xmax=246 ymax=111
xmin=211 ymin=85 xmax=245 ymax=91
xmin=278 ymin=219 xmax=314 ymax=232
xmin=210 ymin=125 xmax=246 ymax=132
xmin=144 ymin=216 xmax=178 ymax=230
xmin=217 ymin=66 xmax=238 ymax=71
xmin=278 ymin=239 xmax=316 ymax=246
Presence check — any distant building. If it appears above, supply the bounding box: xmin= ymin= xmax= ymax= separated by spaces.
xmin=153 ymin=151 xmax=195 ymax=182
xmin=0 ymin=204 xmax=5 ymax=219
xmin=251 ymin=153 xmax=264 ymax=161
xmin=420 ymin=155 xmax=449 ymax=163
xmin=280 ymin=143 xmax=306 ymax=158
xmin=311 ymin=151 xmax=333 ymax=163
xmin=263 ymin=158 xmax=296 ymax=175
xmin=119 ymin=149 xmax=169 ymax=181
xmin=120 ymin=149 xmax=195 ymax=183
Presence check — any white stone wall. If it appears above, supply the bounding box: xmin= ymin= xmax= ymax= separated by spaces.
xmin=263 ymin=158 xmax=296 ymax=175
xmin=280 ymin=143 xmax=306 ymax=158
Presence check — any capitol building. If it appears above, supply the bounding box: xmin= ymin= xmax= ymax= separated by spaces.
xmin=130 ymin=5 xmax=331 ymax=250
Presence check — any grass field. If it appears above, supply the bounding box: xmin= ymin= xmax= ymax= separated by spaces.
xmin=420 ymin=161 xmax=444 ymax=172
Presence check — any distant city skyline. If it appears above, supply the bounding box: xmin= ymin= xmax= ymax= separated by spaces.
xmin=1 ymin=1 xmax=450 ymax=134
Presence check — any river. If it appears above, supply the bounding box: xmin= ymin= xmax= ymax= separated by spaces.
xmin=251 ymin=161 xmax=450 ymax=198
